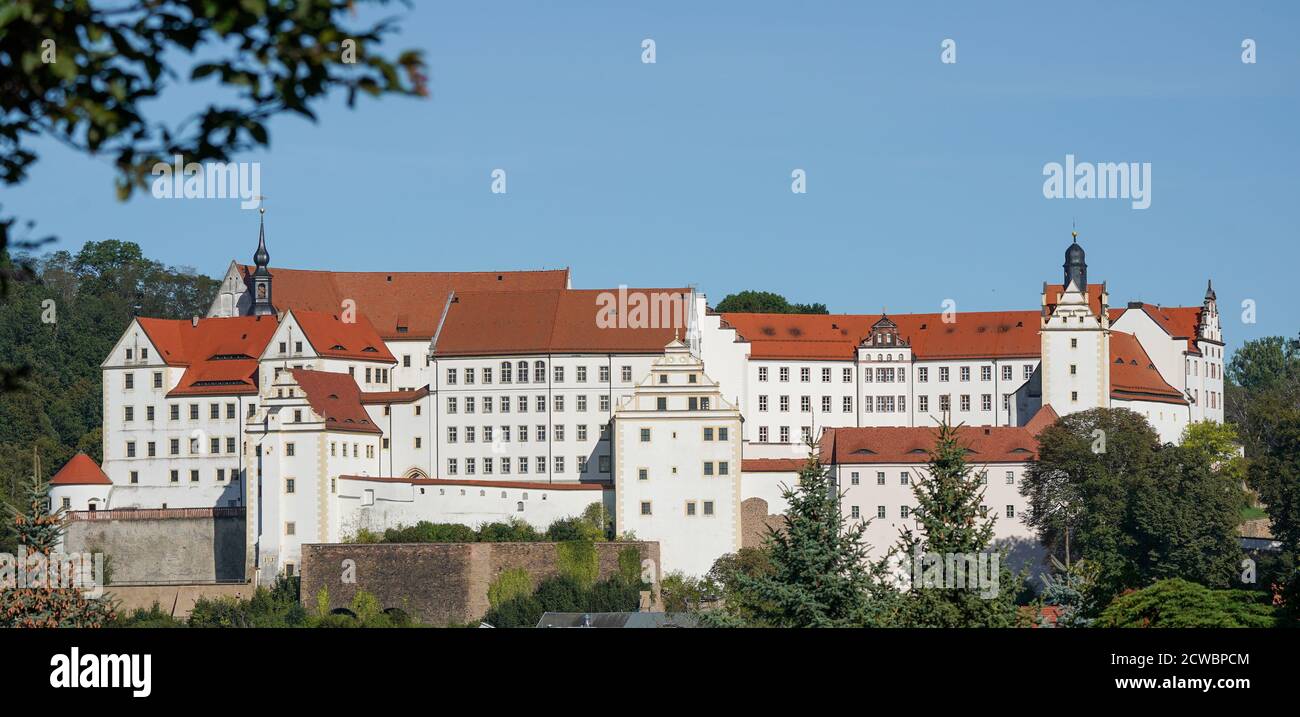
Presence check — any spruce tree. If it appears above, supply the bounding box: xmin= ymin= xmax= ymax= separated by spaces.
xmin=1 ymin=470 xmax=115 ymax=628
xmin=726 ymin=442 xmax=896 ymax=627
xmin=895 ymin=421 xmax=1024 ymax=627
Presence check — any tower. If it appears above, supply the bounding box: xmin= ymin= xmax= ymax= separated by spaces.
xmin=1197 ymin=279 xmax=1222 ymax=344
xmin=1041 ymin=231 xmax=1109 ymax=415
xmin=250 ymin=207 xmax=275 ymax=316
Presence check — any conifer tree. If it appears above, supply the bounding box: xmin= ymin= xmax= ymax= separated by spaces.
xmin=895 ymin=421 xmax=1024 ymax=627
xmin=1 ymin=469 xmax=115 ymax=628
xmin=725 ymin=442 xmax=896 ymax=627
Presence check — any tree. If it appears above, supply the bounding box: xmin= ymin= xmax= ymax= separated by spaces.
xmin=1247 ymin=409 xmax=1300 ymax=572
xmin=1095 ymin=578 xmax=1276 ymax=628
xmin=714 ymin=290 xmax=828 ymax=315
xmin=0 ymin=0 xmax=426 ymax=387
xmin=0 ymin=467 xmax=116 ymax=627
xmin=720 ymin=446 xmax=895 ymax=627
xmin=894 ymin=421 xmax=1024 ymax=627
xmin=1022 ymin=408 xmax=1245 ymax=603
xmin=1181 ymin=420 xmax=1248 ymax=493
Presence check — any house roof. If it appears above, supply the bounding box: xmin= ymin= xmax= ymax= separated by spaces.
xmin=237 ymin=265 xmax=570 ymax=340
xmin=1043 ymin=283 xmax=1107 ymax=317
xmin=432 ymin=289 xmax=691 ymax=356
xmin=1109 ymin=331 xmax=1188 ymax=405
xmin=136 ymin=315 xmax=279 ymax=397
xmin=290 ymin=369 xmax=382 ymax=434
xmin=359 ymin=386 xmax=430 ymax=404
xmin=50 ymin=453 xmax=112 ymax=486
xmin=291 ymin=310 xmax=395 ymax=362
xmin=1109 ymin=303 xmax=1204 ymax=354
xmin=740 ymin=458 xmax=807 ymax=473
xmin=820 ymin=424 xmax=1042 ymax=465
xmin=720 ymin=311 xmax=1041 ymax=361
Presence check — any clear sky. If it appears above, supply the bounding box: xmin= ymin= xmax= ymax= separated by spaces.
xmin=8 ymin=1 xmax=1298 ymax=354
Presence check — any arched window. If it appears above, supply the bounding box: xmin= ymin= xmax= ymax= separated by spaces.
xmin=500 ymin=361 xmax=513 ymax=383
xmin=517 ymin=361 xmax=529 ymax=383
xmin=533 ymin=360 xmax=545 ymax=383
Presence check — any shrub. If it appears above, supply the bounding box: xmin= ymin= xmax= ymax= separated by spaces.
xmin=477 ymin=519 xmax=541 ymax=542
xmin=586 ymin=576 xmax=641 ymax=613
xmin=533 ymin=575 xmax=587 ymax=613
xmin=483 ymin=594 xmax=544 ymax=628
xmin=114 ymin=602 xmax=185 ymax=628
xmin=488 ymin=568 xmax=534 ymax=609
xmin=555 ymin=540 xmax=599 ymax=587
xmin=1096 ymin=578 xmax=1278 ymax=628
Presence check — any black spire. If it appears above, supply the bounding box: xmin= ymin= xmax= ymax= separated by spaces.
xmin=249 ymin=207 xmax=275 ymax=316
xmin=1063 ymin=231 xmax=1087 ymax=290
xmin=1205 ymin=279 xmax=1216 ymax=302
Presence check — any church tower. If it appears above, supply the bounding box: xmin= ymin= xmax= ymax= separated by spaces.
xmin=249 ymin=207 xmax=276 ymax=316
xmin=1040 ymin=232 xmax=1110 ymax=415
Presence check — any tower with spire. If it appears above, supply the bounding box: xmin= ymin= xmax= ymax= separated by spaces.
xmin=249 ymin=207 xmax=275 ymax=316
xmin=1040 ymin=230 xmax=1110 ymax=415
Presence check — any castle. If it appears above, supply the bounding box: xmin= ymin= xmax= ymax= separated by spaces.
xmin=49 ymin=217 xmax=1224 ymax=579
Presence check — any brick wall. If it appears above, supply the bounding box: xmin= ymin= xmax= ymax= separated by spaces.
xmin=300 ymin=541 xmax=660 ymax=626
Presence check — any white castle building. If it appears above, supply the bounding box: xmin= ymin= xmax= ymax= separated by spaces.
xmin=51 ymin=217 xmax=1225 ymax=579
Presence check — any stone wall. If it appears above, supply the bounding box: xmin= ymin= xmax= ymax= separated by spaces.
xmin=300 ymin=541 xmax=660 ymax=626
xmin=63 ymin=508 xmax=247 ymax=584
xmin=108 ymin=583 xmax=254 ymax=619
xmin=741 ymin=497 xmax=784 ymax=549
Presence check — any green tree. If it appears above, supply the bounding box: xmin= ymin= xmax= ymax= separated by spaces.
xmin=714 ymin=290 xmax=828 ymax=315
xmin=1095 ymin=578 xmax=1276 ymax=628
xmin=0 ymin=0 xmax=426 ymax=387
xmin=720 ymin=446 xmax=895 ymax=627
xmin=1022 ymin=408 xmax=1245 ymax=603
xmin=895 ymin=422 xmax=1024 ymax=627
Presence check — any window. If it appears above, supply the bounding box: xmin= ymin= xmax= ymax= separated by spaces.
xmin=1070 ymin=338 xmax=1078 ymax=348
xmin=981 ymin=366 xmax=992 ymax=381
xmin=960 ymin=366 xmax=971 ymax=382
xmin=169 ymin=439 xmax=180 ymax=455
xmin=124 ymin=406 xmax=134 ymax=422
xmin=1002 ymin=365 xmax=1013 ymax=381
xmin=876 ymin=471 xmax=886 ymax=485
xmin=286 ymin=478 xmax=296 ymax=494
xmin=779 ymin=426 xmax=790 ymax=443
xmin=821 ymin=367 xmax=832 ymax=382
xmin=535 ymin=361 xmax=546 ymax=382
xmin=126 ymin=441 xmax=136 ymax=458
xmin=576 ymin=366 xmax=587 ymax=382
xmin=842 ymin=367 xmax=853 ymax=382
xmin=842 ymin=396 xmax=853 ymax=412
xmin=901 ymin=506 xmax=910 ymax=519
xmin=939 ymin=367 xmax=949 ymax=382
xmin=851 ymin=471 xmax=860 ymax=485
xmin=918 ymin=367 xmax=928 ymax=382
xmin=147 ymin=442 xmax=156 ymax=457
xmin=1023 ymin=364 xmax=1033 ymax=380
xmin=758 ymin=426 xmax=768 ymax=442
xmin=190 ymin=469 xmax=199 ymax=483
xmin=519 ymin=396 xmax=529 ymax=413
xmin=124 ymin=372 xmax=134 ymax=389
xmin=821 ymin=396 xmax=832 ymax=412
xmin=801 ymin=396 xmax=811 ymax=412
xmin=800 ymin=367 xmax=810 ymax=382
xmin=939 ymin=395 xmax=951 ymax=412
xmin=286 ymin=443 xmax=296 ymax=457
xmin=576 ymin=424 xmax=587 ymax=441
xmin=210 ymin=437 xmax=220 ymax=454
xmin=536 ymin=456 xmax=547 ymax=473
xmin=189 ymin=403 xmax=199 ymax=420
xmin=482 ymin=367 xmax=493 ymax=384
xmin=877 ymin=506 xmax=886 ymax=519
xmin=918 ymin=395 xmax=929 ymax=412
xmin=640 ymin=428 xmax=651 ymax=442
xmin=447 ymin=397 xmax=458 ymax=414
xmin=1006 ymin=505 xmax=1015 ymax=518
xmin=703 ymin=462 xmax=714 ymax=476
xmin=1071 ymin=391 xmax=1078 ymax=402
xmin=960 ymin=395 xmax=970 ymax=411
xmin=758 ymin=395 xmax=768 ymax=412
xmin=702 ymin=501 xmax=714 ymax=516
xmin=779 ymin=396 xmax=789 ymax=412
xmin=779 ymin=367 xmax=789 ymax=382
xmin=851 ymin=505 xmax=860 ymax=519
xmin=982 ymin=394 xmax=992 ymax=411
xmin=621 ymin=365 xmax=632 ymax=382
xmin=640 ymin=501 xmax=652 ymax=516
xmin=146 ymin=406 xmax=154 ymax=421
xmin=576 ymin=395 xmax=587 ymax=412
xmin=704 ymin=427 xmax=714 ymax=441
xmin=1070 ymin=364 xmax=1077 ymax=375
xmin=285 ymin=522 xmax=296 ymax=536
xmin=718 ymin=427 xmax=728 ymax=441
xmin=758 ymin=366 xmax=768 ymax=382
xmin=686 ymin=501 xmax=697 ymax=516
xmin=500 ymin=362 xmax=513 ymax=383
xmin=599 ymin=366 xmax=610 ymax=382
xmin=1005 ymin=471 xmax=1015 ymax=485
xmin=554 ymin=456 xmax=565 ymax=473
xmin=535 ymin=395 xmax=546 ymax=412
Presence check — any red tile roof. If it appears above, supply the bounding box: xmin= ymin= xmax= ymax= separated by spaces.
xmin=820 ymin=424 xmax=1042 ymax=465
xmin=741 ymin=458 xmax=807 ymax=473
xmin=1109 ymin=332 xmax=1187 ymax=405
xmin=290 ymin=369 xmax=382 ymax=434
xmin=359 ymin=386 xmax=430 ymax=404
xmin=338 ymin=476 xmax=607 ymax=491
xmin=50 ymin=453 xmax=112 ymax=486
xmin=137 ymin=315 xmax=280 ymax=397
xmin=291 ymin=310 xmax=395 ymax=362
xmin=1043 ymin=283 xmax=1107 ymax=318
xmin=1109 ymin=303 xmax=1204 ymax=354
xmin=1024 ymin=404 xmax=1060 ymax=435
xmin=720 ymin=311 xmax=1041 ymax=361
xmin=238 ymin=265 xmax=570 ymax=340
xmin=432 ymin=289 xmax=691 ymax=356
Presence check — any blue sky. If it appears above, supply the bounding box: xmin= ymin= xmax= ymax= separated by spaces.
xmin=8 ymin=1 xmax=1298 ymax=353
